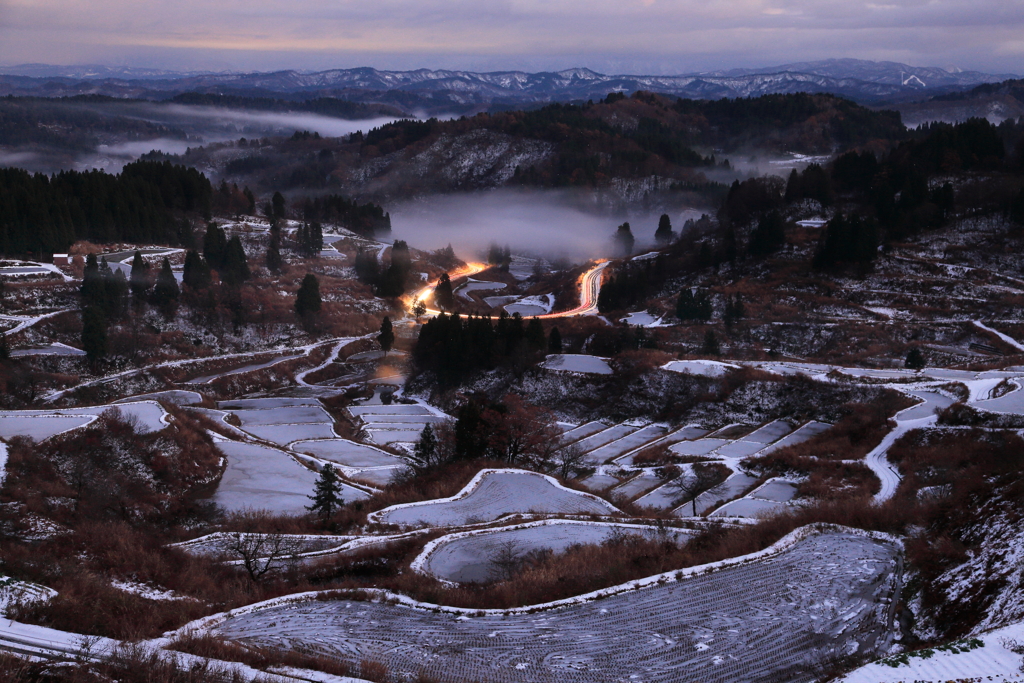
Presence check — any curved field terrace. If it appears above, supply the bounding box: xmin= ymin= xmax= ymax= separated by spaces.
xmin=369 ymin=469 xmax=621 ymax=527
xmin=417 ymin=520 xmax=694 ymax=584
xmin=210 ymin=529 xmax=902 ymax=683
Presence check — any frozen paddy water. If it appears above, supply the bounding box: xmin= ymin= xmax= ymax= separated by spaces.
xmin=540 ymin=354 xmax=613 ymax=375
xmin=662 ymin=360 xmax=740 ymax=377
xmin=0 ymin=414 xmax=95 ymax=441
xmin=419 ymin=521 xmax=692 ymax=584
xmin=583 ymin=424 xmax=666 ymax=464
xmin=233 ymin=405 xmax=334 ymax=426
xmin=291 ymin=439 xmax=405 ymax=468
xmin=369 ymin=470 xmax=620 ymax=527
xmin=0 ymin=401 xmax=168 ymax=441
xmin=213 ymin=441 xmax=369 ymax=515
xmin=241 ymin=422 xmax=339 ymax=446
xmin=212 ymin=530 xmax=901 ymax=683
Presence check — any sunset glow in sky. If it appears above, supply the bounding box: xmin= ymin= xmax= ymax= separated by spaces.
xmin=1 ymin=0 xmax=1022 ymax=73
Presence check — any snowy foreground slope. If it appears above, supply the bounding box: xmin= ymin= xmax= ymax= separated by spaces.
xmin=840 ymin=621 xmax=1024 ymax=682
xmin=204 ymin=528 xmax=901 ymax=683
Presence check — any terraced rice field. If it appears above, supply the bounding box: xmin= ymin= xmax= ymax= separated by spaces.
xmin=560 ymin=421 xmax=608 ymax=444
xmin=0 ymin=401 xmax=168 ymax=441
xmin=233 ymin=405 xmax=334 ymax=426
xmin=350 ymin=403 xmax=445 ymax=444
xmin=610 ymin=473 xmax=663 ymax=500
xmin=677 ymin=472 xmax=759 ymax=516
xmin=582 ymin=424 xmax=667 ymax=464
xmin=711 ymin=498 xmax=788 ymax=518
xmin=212 ymin=530 xmax=902 ymax=683
xmin=175 ymin=533 xmax=356 ymax=557
xmin=540 ymin=354 xmax=613 ymax=375
xmin=291 ymin=439 xmax=405 ymax=468
xmin=419 ymin=521 xmax=691 ymax=583
xmin=241 ymin=422 xmax=339 ymax=446
xmin=213 ymin=441 xmax=369 ymax=515
xmin=758 ymin=421 xmax=831 ymax=455
xmin=573 ymin=424 xmax=639 ymax=457
xmin=370 ymin=470 xmax=620 ymax=527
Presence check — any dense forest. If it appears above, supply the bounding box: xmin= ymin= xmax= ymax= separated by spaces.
xmin=0 ymin=160 xmax=211 ymax=254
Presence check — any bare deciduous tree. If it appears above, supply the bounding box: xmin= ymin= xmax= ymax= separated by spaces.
xmin=224 ymin=514 xmax=304 ymax=582
xmin=666 ymin=463 xmax=731 ymax=516
xmin=487 ymin=540 xmax=524 ymax=582
xmin=551 ymin=441 xmax=588 ymax=480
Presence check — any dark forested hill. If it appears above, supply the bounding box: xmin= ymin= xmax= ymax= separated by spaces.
xmin=0 ymin=160 xmax=211 ymax=254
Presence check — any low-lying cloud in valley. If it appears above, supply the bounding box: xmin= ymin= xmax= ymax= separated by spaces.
xmin=390 ymin=189 xmax=704 ymax=263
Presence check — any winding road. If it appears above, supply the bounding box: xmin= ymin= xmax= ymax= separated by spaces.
xmin=409 ymin=260 xmax=609 ymax=319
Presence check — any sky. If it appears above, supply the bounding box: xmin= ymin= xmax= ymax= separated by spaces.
xmin=1 ymin=0 xmax=1022 ymax=75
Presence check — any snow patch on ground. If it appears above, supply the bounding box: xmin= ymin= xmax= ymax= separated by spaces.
xmin=540 ymin=354 xmax=613 ymax=375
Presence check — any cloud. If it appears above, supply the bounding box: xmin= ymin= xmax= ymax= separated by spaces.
xmin=1 ymin=0 xmax=1021 ymax=74
xmin=389 ymin=189 xmax=698 ymax=262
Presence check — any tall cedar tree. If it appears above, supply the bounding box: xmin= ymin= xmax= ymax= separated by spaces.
xmin=295 ymin=273 xmax=322 ymax=319
xmin=222 ymin=236 xmax=251 ymax=285
xmin=414 ymin=423 xmax=438 ymax=465
xmin=266 ymin=225 xmax=283 ymax=272
xmin=128 ymin=251 xmax=151 ymax=298
xmin=182 ymin=251 xmax=211 ymax=290
xmin=272 ymin=191 xmax=286 ymax=220
xmin=548 ymin=326 xmax=563 ymax=353
xmin=306 ymin=463 xmax=343 ymax=520
xmin=526 ymin=317 xmax=546 ymax=351
xmin=702 ymin=330 xmax=721 ymax=356
xmin=614 ymin=222 xmax=635 ymax=256
xmin=377 ymin=240 xmax=411 ymax=296
xmin=748 ymin=211 xmax=787 ymax=256
xmin=81 ymin=307 xmax=107 ymax=364
xmin=655 ymin=214 xmax=674 ymax=244
xmin=676 ymin=288 xmax=712 ymax=321
xmin=378 ymin=316 xmax=395 ymax=354
xmin=435 ymin=273 xmax=455 ymax=312
xmin=203 ymin=224 xmax=228 ymax=270
xmin=152 ymin=257 xmax=179 ymax=310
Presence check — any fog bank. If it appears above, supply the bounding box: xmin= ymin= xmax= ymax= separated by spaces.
xmin=390 ymin=189 xmax=704 ymax=262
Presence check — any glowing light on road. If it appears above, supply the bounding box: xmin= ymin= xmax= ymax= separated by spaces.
xmin=406 ymin=260 xmax=609 ymax=320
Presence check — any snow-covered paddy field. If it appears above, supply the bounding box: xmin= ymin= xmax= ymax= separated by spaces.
xmin=211 ymin=529 xmax=902 ymax=683
xmin=417 ymin=520 xmax=693 ymax=584
xmin=369 ymin=470 xmax=620 ymax=527
xmin=212 ymin=441 xmax=369 ymax=515
xmin=540 ymin=354 xmax=613 ymax=375
xmin=291 ymin=438 xmax=405 ymax=468
xmin=0 ymin=401 xmax=168 ymax=441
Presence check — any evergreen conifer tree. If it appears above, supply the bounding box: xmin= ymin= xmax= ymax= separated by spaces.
xmin=435 ymin=273 xmax=455 ymax=312
xmin=306 ymin=464 xmax=343 ymax=520
xmin=266 ymin=241 xmax=283 ymax=272
xmin=905 ymin=348 xmax=926 ymax=370
xmin=414 ymin=423 xmax=438 ymax=465
xmin=222 ymin=236 xmax=251 ymax=285
xmin=272 ymin=191 xmax=286 ymax=221
xmin=81 ymin=307 xmax=107 ymax=364
xmin=203 ymin=224 xmax=228 ymax=270
xmin=526 ymin=317 xmax=546 ymax=351
xmin=153 ymin=257 xmax=179 ymax=309
xmin=378 ymin=316 xmax=395 ymax=354
xmin=129 ymin=251 xmax=152 ymax=298
xmin=614 ymin=222 xmax=635 ymax=256
xmin=701 ymin=330 xmax=720 ymax=356
xmin=182 ymin=251 xmax=211 ymax=290
xmin=655 ymin=214 xmax=674 ymax=244
xmin=295 ymin=273 xmax=322 ymax=323
xmin=80 ymin=254 xmax=102 ymax=309
xmin=548 ymin=326 xmax=562 ymax=353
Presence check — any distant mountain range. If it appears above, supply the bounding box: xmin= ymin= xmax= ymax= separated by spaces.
xmin=0 ymin=59 xmax=1017 ymax=114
